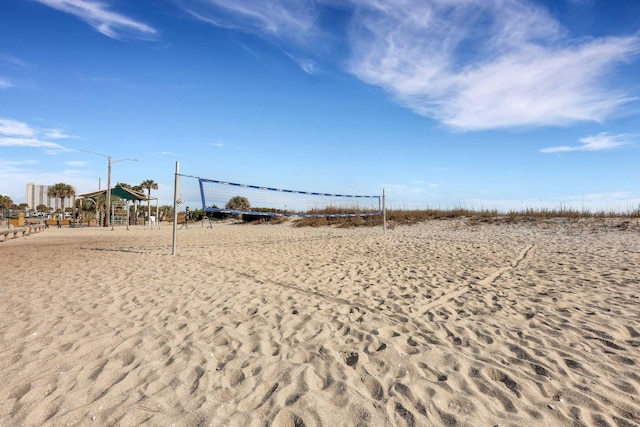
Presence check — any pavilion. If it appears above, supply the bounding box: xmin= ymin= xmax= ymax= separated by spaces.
xmin=78 ymin=184 xmax=159 ymax=226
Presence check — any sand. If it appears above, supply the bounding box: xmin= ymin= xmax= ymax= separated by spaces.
xmin=1 ymin=219 xmax=639 ymax=426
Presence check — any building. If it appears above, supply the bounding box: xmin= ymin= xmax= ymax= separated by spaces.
xmin=26 ymin=183 xmax=76 ymax=211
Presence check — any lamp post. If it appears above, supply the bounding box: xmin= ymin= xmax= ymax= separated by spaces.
xmin=80 ymin=150 xmax=137 ymax=228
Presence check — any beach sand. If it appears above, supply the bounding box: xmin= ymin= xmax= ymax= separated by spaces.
xmin=1 ymin=219 xmax=639 ymax=426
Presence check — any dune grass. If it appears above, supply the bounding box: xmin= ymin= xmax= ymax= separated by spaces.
xmin=291 ymin=206 xmax=639 ymax=228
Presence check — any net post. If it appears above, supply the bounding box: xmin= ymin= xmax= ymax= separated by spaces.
xmin=382 ymin=188 xmax=387 ymax=235
xmin=172 ymin=161 xmax=180 ymax=255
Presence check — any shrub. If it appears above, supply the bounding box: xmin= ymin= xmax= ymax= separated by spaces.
xmin=226 ymin=196 xmax=250 ymax=211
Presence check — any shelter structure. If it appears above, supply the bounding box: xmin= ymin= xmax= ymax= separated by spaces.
xmin=78 ymin=184 xmax=159 ymax=228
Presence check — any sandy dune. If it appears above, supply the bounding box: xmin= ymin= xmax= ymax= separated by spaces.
xmin=1 ymin=219 xmax=639 ymax=426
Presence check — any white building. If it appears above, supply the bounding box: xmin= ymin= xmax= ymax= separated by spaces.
xmin=26 ymin=183 xmax=76 ymax=211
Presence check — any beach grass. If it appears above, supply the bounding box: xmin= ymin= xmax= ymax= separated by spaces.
xmin=291 ymin=206 xmax=639 ymax=228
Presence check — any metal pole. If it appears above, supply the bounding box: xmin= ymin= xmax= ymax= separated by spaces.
xmin=81 ymin=150 xmax=136 ymax=228
xmin=382 ymin=188 xmax=387 ymax=235
xmin=172 ymin=161 xmax=180 ymax=255
xmin=107 ymin=156 xmax=111 ymax=228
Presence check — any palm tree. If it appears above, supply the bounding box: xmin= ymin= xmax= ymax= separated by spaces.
xmin=93 ymin=193 xmax=108 ymax=227
xmin=0 ymin=194 xmax=13 ymax=209
xmin=76 ymin=198 xmax=96 ymax=226
xmin=140 ymin=179 xmax=158 ymax=199
xmin=1 ymin=195 xmax=12 ymax=226
xmin=47 ymin=184 xmax=64 ymax=216
xmin=47 ymin=183 xmax=76 ymax=219
xmin=140 ymin=179 xmax=158 ymax=224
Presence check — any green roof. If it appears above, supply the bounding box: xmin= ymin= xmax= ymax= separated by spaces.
xmin=79 ymin=184 xmax=151 ymax=201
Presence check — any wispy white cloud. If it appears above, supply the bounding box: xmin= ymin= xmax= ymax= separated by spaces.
xmin=85 ymin=76 xmax=123 ymax=83
xmin=210 ymin=142 xmax=224 ymax=147
xmin=0 ymin=118 xmax=73 ymax=152
xmin=183 ymin=0 xmax=317 ymax=45
xmin=383 ymin=182 xmax=427 ymax=199
xmin=0 ymin=52 xmax=30 ymax=70
xmin=465 ymin=191 xmax=639 ymax=212
xmin=540 ymin=132 xmax=635 ymax=153
xmin=285 ymin=52 xmax=319 ymax=75
xmin=0 ymin=77 xmax=13 ymax=88
xmin=33 ymin=0 xmax=157 ymax=40
xmin=182 ymin=1 xmax=329 ymax=76
xmin=44 ymin=128 xmax=78 ymax=139
xmin=179 ymin=0 xmax=640 ymax=131
xmin=0 ymin=136 xmax=67 ymax=150
xmin=0 ymin=160 xmax=39 ymax=172
xmin=0 ymin=118 xmax=36 ymax=137
xmin=66 ymin=160 xmax=88 ymax=167
xmin=575 ymin=191 xmax=639 ymax=212
xmin=0 ymin=159 xmax=97 ymax=201
xmin=348 ymin=0 xmax=640 ymax=130
xmin=79 ymin=75 xmax=139 ymax=90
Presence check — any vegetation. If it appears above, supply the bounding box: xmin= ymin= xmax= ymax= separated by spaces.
xmin=0 ymin=194 xmax=13 ymax=209
xmin=291 ymin=206 xmax=639 ymax=228
xmin=47 ymin=183 xmax=75 ymax=215
xmin=157 ymin=200 xmax=637 ymax=234
xmin=140 ymin=179 xmax=158 ymax=220
xmin=76 ymin=198 xmax=96 ymax=226
xmin=93 ymin=193 xmax=108 ymax=227
xmin=188 ymin=208 xmax=209 ymax=221
xmin=226 ymin=196 xmax=250 ymax=211
xmin=117 ymin=182 xmax=143 ymax=193
xmin=140 ymin=179 xmax=158 ymax=197
xmin=138 ymin=179 xmax=158 ymax=224
xmin=159 ymin=205 xmax=172 ymax=220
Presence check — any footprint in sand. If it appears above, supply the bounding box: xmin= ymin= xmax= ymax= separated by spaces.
xmin=361 ymin=375 xmax=384 ymax=400
xmin=271 ymin=408 xmax=306 ymax=427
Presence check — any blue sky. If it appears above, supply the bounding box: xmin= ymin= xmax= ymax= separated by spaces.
xmin=1 ymin=0 xmax=639 ymax=212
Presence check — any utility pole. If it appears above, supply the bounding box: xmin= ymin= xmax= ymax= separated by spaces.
xmin=81 ymin=150 xmax=137 ymax=228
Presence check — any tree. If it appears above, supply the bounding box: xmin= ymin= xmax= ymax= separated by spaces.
xmin=226 ymin=196 xmax=250 ymax=211
xmin=140 ymin=179 xmax=158 ymax=223
xmin=76 ymin=198 xmax=95 ymax=225
xmin=94 ymin=194 xmax=108 ymax=227
xmin=47 ymin=183 xmax=75 ymax=215
xmin=140 ymin=179 xmax=158 ymax=199
xmin=0 ymin=195 xmax=13 ymax=209
xmin=36 ymin=204 xmax=48 ymax=213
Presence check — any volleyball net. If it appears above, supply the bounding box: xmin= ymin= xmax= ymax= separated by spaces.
xmin=198 ymin=177 xmax=383 ymax=218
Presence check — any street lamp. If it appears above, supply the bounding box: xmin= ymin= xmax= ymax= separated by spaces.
xmin=80 ymin=150 xmax=137 ymax=228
